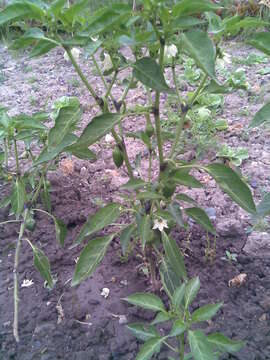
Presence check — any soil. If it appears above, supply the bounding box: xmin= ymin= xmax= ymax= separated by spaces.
xmin=0 ymin=39 xmax=270 ymax=360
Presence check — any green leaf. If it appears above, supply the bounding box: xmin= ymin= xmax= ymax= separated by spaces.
xmin=249 ymin=101 xmax=270 ymax=128
xmin=151 ymin=311 xmax=171 ymax=325
xmin=172 ymin=170 xmax=203 ymax=188
xmin=0 ymin=195 xmax=11 ymax=209
xmin=28 ymin=240 xmax=54 ymax=290
xmin=185 ymin=277 xmax=200 ymax=308
xmin=175 ymin=193 xmax=197 ymax=206
xmin=172 ymin=16 xmax=207 ymax=31
xmin=49 ymin=0 xmax=66 ymax=17
xmin=169 ymin=319 xmax=186 ymax=337
xmin=30 ymin=39 xmax=58 ymax=57
xmin=66 ymin=143 xmax=97 ymax=160
xmin=133 ymin=57 xmax=174 ymax=94
xmin=256 ymin=192 xmax=270 ymax=218
xmin=228 ymin=17 xmax=269 ymax=33
xmin=61 ymin=0 xmax=88 ymax=24
xmin=124 ymin=293 xmax=165 ymax=313
xmin=172 ymin=283 xmax=186 ymax=309
xmin=35 ymin=134 xmax=77 ymax=165
xmin=137 ymin=191 xmax=164 ymax=200
xmin=162 ymin=232 xmax=187 ymax=281
xmin=11 ymin=178 xmax=26 ymax=217
xmin=248 ymin=32 xmax=270 ymax=57
xmin=13 ymin=114 xmax=48 ymax=131
xmin=207 ymin=333 xmax=245 ymax=353
xmin=120 ymin=224 xmax=135 ymax=256
xmin=11 ymin=28 xmax=59 ymax=51
xmin=140 ymin=215 xmax=151 ymax=251
xmin=53 ymin=217 xmax=67 ymax=247
xmin=135 ymin=337 xmax=165 ymax=360
xmin=181 ymin=30 xmax=216 ymax=79
xmin=74 ymin=203 xmax=121 ymax=245
xmin=188 ymin=330 xmax=215 ymax=360
xmin=121 ymin=178 xmax=146 ymax=191
xmin=75 ymin=113 xmax=121 ymax=148
xmin=127 ymin=323 xmax=159 ymax=341
xmin=205 ymin=163 xmax=256 ymax=214
xmin=160 ymin=258 xmax=182 ymax=298
xmin=84 ymin=39 xmax=103 ymax=57
xmin=191 ymin=303 xmax=223 ymax=323
xmin=48 ymin=105 xmax=81 ymax=148
xmin=185 ymin=207 xmax=216 ymax=235
xmin=168 ymin=202 xmax=185 ymax=228
xmin=0 ymin=1 xmax=45 ymax=26
xmin=173 ymin=0 xmax=221 ymax=17
xmin=72 ymin=234 xmax=114 ymax=286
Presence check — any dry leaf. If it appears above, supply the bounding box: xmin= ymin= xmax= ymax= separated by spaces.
xmin=228 ymin=273 xmax=247 ymax=287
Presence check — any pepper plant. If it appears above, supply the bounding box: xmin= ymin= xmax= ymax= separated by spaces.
xmin=0 ymin=0 xmax=258 ymax=351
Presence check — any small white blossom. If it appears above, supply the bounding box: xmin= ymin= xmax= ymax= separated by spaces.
xmin=153 ymin=218 xmax=168 ymax=232
xmin=64 ymin=47 xmax=81 ymax=62
xmin=90 ymin=36 xmax=99 ymax=42
xmin=103 ymin=53 xmax=113 ymax=71
xmin=101 ymin=287 xmax=110 ymax=298
xmin=105 ymin=134 xmax=114 ymax=143
xmin=21 ymin=279 xmax=34 ymax=288
xmin=164 ymin=44 xmax=178 ymax=60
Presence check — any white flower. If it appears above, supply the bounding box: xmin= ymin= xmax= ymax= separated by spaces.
xmin=64 ymin=47 xmax=81 ymax=62
xmin=103 ymin=53 xmax=113 ymax=71
xmin=152 ymin=218 xmax=168 ymax=232
xmin=90 ymin=36 xmax=99 ymax=42
xmin=105 ymin=134 xmax=114 ymax=143
xmin=101 ymin=287 xmax=110 ymax=298
xmin=21 ymin=279 xmax=34 ymax=288
xmin=164 ymin=44 xmax=178 ymax=60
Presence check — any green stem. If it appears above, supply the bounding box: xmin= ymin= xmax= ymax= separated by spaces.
xmin=190 ymin=73 xmax=208 ymax=106
xmin=163 ymin=340 xmax=179 ymax=353
xmin=32 ymin=207 xmax=53 ymax=219
xmin=92 ymin=55 xmax=109 ymax=92
xmin=154 ymin=39 xmax=165 ymax=166
xmin=4 ymin=137 xmax=8 ymax=168
xmin=179 ymin=334 xmax=185 ymax=360
xmin=64 ymin=46 xmax=101 ymax=109
xmin=14 ymin=139 xmax=20 ymax=176
xmin=0 ymin=220 xmax=21 ymax=226
xmin=13 ymin=208 xmax=28 ymax=342
xmin=148 ymin=150 xmax=152 ymax=186
xmin=105 ymin=70 xmax=118 ymax=99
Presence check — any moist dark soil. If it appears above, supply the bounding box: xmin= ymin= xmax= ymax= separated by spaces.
xmin=0 ymin=39 xmax=270 ymax=360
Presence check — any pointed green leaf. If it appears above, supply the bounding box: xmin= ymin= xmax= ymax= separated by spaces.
xmin=140 ymin=214 xmax=151 ymax=251
xmin=53 ymin=217 xmax=67 ymax=247
xmin=172 ymin=283 xmax=186 ymax=309
xmin=191 ymin=303 xmax=223 ymax=323
xmin=169 ymin=319 xmax=186 ymax=337
xmin=160 ymin=258 xmax=182 ymax=298
xmin=135 ymin=337 xmax=165 ymax=360
xmin=11 ymin=178 xmax=26 ymax=217
xmin=249 ymin=101 xmax=270 ymax=128
xmin=121 ymin=178 xmax=146 ymax=191
xmin=256 ymin=192 xmax=270 ymax=218
xmin=185 ymin=207 xmax=216 ymax=235
xmin=173 ymin=0 xmax=221 ymax=17
xmin=205 ymin=163 xmax=256 ymax=214
xmin=181 ymin=30 xmax=216 ymax=78
xmin=72 ymin=234 xmax=114 ymax=286
xmin=185 ymin=277 xmax=200 ymax=308
xmin=151 ymin=311 xmax=171 ymax=325
xmin=137 ymin=191 xmax=164 ymax=200
xmin=172 ymin=16 xmax=207 ymax=31
xmin=49 ymin=0 xmax=66 ymax=17
xmin=248 ymin=32 xmax=270 ymax=57
xmin=66 ymin=143 xmax=97 ymax=160
xmin=61 ymin=0 xmax=88 ymax=23
xmin=168 ymin=202 xmax=185 ymax=228
xmin=207 ymin=332 xmax=245 ymax=353
xmin=162 ymin=232 xmax=187 ymax=281
xmin=127 ymin=323 xmax=159 ymax=341
xmin=188 ymin=330 xmax=215 ymax=360
xmin=0 ymin=1 xmax=45 ymax=26
xmin=175 ymin=193 xmax=197 ymax=206
xmin=11 ymin=28 xmax=59 ymax=51
xmin=48 ymin=105 xmax=81 ymax=148
xmin=76 ymin=113 xmax=121 ymax=148
xmin=172 ymin=170 xmax=203 ymax=188
xmin=133 ymin=57 xmax=174 ymax=94
xmin=28 ymin=241 xmax=54 ymax=290
xmin=120 ymin=224 xmax=135 ymax=256
xmin=74 ymin=203 xmax=121 ymax=244
xmin=124 ymin=293 xmax=165 ymax=312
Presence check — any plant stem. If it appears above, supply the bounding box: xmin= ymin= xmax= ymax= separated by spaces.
xmin=163 ymin=340 xmax=179 ymax=353
xmin=64 ymin=46 xmax=102 ymax=109
xmin=154 ymin=39 xmax=165 ymax=166
xmin=4 ymin=137 xmax=8 ymax=168
xmin=105 ymin=70 xmax=118 ymax=99
xmin=92 ymin=55 xmax=109 ymax=92
xmin=14 ymin=139 xmax=20 ymax=176
xmin=0 ymin=220 xmax=21 ymax=226
xmin=190 ymin=73 xmax=208 ymax=105
xmin=179 ymin=334 xmax=185 ymax=360
xmin=13 ymin=208 xmax=28 ymax=342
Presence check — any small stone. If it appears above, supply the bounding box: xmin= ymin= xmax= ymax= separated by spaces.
xmin=205 ymin=207 xmax=216 ymax=220
xmin=80 ymin=166 xmax=88 ymax=178
xmin=259 ymin=313 xmax=267 ymax=322
xmin=216 ymin=218 xmax=242 ymax=237
xmin=250 ymin=179 xmax=258 ymax=189
xmin=243 ymin=232 xmax=270 ymax=257
xmin=119 ymin=315 xmax=128 ymax=325
xmin=120 ymin=279 xmax=128 ymax=286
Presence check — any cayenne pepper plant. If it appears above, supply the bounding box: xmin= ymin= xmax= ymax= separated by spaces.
xmin=0 ymin=0 xmax=262 ymax=357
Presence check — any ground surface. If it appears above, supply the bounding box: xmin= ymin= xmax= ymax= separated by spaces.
xmin=0 ymin=40 xmax=270 ymax=360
